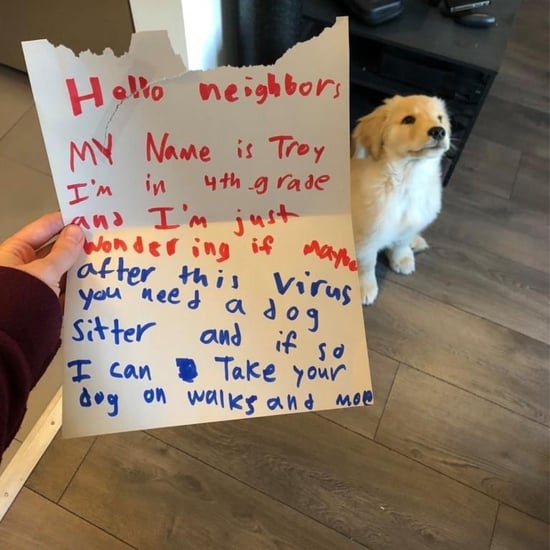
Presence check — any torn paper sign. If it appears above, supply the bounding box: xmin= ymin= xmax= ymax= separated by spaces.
xmin=22 ymin=17 xmax=372 ymax=438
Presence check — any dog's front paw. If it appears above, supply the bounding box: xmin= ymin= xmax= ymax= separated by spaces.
xmin=411 ymin=235 xmax=429 ymax=253
xmin=360 ymin=278 xmax=379 ymax=305
xmin=389 ymin=249 xmax=415 ymax=275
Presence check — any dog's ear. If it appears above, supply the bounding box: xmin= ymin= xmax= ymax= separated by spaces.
xmin=352 ymin=105 xmax=388 ymax=160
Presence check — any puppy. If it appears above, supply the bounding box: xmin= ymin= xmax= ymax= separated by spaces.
xmin=350 ymin=95 xmax=451 ymax=305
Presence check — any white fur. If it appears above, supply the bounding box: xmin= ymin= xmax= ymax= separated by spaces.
xmin=350 ymin=95 xmax=451 ymax=305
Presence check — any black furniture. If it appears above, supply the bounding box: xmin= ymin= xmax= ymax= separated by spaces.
xmin=238 ymin=0 xmax=305 ymax=65
xmin=301 ymin=0 xmax=521 ymax=184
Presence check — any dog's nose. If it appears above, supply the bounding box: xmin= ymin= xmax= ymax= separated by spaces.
xmin=428 ymin=126 xmax=446 ymax=140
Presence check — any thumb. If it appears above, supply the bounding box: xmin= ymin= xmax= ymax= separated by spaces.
xmin=24 ymin=224 xmax=84 ymax=294
xmin=44 ymin=224 xmax=85 ymax=275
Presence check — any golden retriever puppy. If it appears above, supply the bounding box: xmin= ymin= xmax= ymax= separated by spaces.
xmin=351 ymin=95 xmax=451 ymax=305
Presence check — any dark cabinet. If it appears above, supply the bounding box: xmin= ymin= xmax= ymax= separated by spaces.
xmin=301 ymin=0 xmax=521 ymax=184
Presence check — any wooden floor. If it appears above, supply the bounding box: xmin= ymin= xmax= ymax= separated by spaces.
xmin=1 ymin=2 xmax=549 ymax=548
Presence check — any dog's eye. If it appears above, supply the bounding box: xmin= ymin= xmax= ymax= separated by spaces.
xmin=438 ymin=115 xmax=443 ymax=122
xmin=401 ymin=115 xmax=415 ymax=124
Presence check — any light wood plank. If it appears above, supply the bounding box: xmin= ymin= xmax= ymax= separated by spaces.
xmin=491 ymin=505 xmax=549 ymax=550
xmin=376 ymin=366 xmax=549 ymax=522
xmin=150 ymin=414 xmax=497 ymax=550
xmin=318 ymin=350 xmax=398 ymax=438
xmin=0 ymin=441 xmax=21 ymax=477
xmin=364 ymin=282 xmax=549 ymax=425
xmin=60 ymin=431 xmax=366 ymax=550
xmin=0 ymin=488 xmax=132 ymax=550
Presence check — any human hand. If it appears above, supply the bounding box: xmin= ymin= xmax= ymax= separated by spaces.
xmin=0 ymin=212 xmax=84 ymax=298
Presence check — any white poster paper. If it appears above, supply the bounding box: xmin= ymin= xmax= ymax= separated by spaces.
xmin=23 ymin=17 xmax=372 ymax=438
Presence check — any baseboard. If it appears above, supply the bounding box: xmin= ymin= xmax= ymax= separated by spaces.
xmin=0 ymin=387 xmax=62 ymax=521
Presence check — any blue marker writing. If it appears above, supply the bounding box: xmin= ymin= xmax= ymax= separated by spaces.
xmin=176 ymin=357 xmax=198 ymax=383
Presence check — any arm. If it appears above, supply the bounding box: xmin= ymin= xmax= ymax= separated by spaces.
xmin=0 ymin=213 xmax=84 ymax=459
xmin=0 ymin=267 xmax=62 ymax=453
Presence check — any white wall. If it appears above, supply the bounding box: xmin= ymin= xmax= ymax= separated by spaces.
xmin=129 ymin=0 xmax=188 ymax=65
xmin=129 ymin=0 xmax=238 ymax=70
xmin=181 ymin=0 xmax=219 ymax=69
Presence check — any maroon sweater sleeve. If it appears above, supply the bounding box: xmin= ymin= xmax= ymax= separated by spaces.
xmin=0 ymin=266 xmax=62 ymax=460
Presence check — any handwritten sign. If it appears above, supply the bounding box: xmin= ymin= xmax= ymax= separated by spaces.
xmin=22 ymin=18 xmax=372 ymax=438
